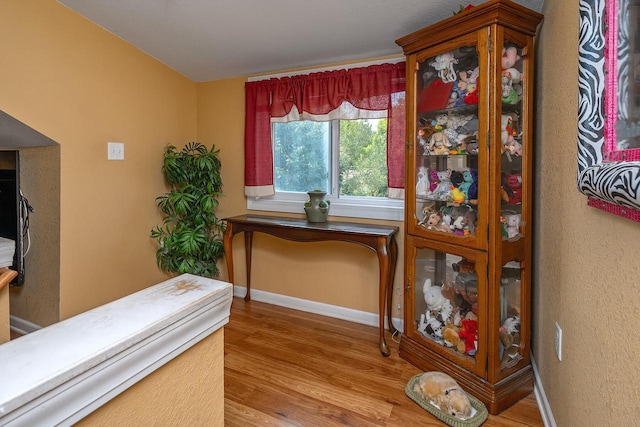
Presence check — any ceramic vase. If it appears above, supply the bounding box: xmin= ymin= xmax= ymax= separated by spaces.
xmin=304 ymin=190 xmax=330 ymax=222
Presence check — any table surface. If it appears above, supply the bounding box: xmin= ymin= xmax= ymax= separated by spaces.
xmin=224 ymin=214 xmax=399 ymax=236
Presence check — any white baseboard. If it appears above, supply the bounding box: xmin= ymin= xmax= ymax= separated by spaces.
xmin=232 ymin=285 xmax=404 ymax=332
xmin=10 ymin=315 xmax=42 ymax=335
xmin=531 ymin=356 xmax=556 ymax=427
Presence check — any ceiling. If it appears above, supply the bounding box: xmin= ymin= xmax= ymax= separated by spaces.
xmin=56 ymin=0 xmax=544 ymax=83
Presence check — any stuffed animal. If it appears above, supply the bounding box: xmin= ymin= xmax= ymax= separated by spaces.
xmin=442 ymin=321 xmax=466 ymax=353
xmin=501 ymin=114 xmax=518 ymax=146
xmin=504 ymin=213 xmax=522 ymax=239
xmin=450 ymin=187 xmax=466 ymax=205
xmin=428 ymin=169 xmax=439 ymax=192
xmin=458 ymin=318 xmax=478 ymax=356
xmin=503 ymin=135 xmax=523 ymax=157
xmin=503 ymin=173 xmax=522 ymax=204
xmin=444 ymin=128 xmax=470 ymax=151
xmin=439 ymin=299 xmax=454 ymax=323
xmin=416 ymin=166 xmax=430 ymax=197
xmin=418 ymin=124 xmax=438 ymax=155
xmin=501 ymin=68 xmax=521 ymax=103
xmin=467 ymin=169 xmax=478 ymax=202
xmin=428 ymin=131 xmax=452 ymax=155
xmin=460 ymin=67 xmax=479 ymax=105
xmin=423 ymin=278 xmax=447 ymax=312
xmin=414 ymin=372 xmax=472 ymax=420
xmin=458 ymin=170 xmax=474 ymax=198
xmin=425 ymin=212 xmax=452 ymax=233
xmin=499 ymin=316 xmax=521 ymax=363
xmin=452 ymin=258 xmax=475 ymax=274
xmin=424 ymin=211 xmax=440 ymax=228
xmin=501 ymin=46 xmax=521 ymax=69
xmin=432 ymin=169 xmax=453 ymax=200
xmin=430 ymin=52 xmax=459 ymax=83
xmin=450 ymin=74 xmax=469 ymax=107
xmin=418 ymin=313 xmax=444 ymax=343
xmin=461 ymin=208 xmax=477 ymax=235
xmin=450 ymin=170 xmax=464 ymax=187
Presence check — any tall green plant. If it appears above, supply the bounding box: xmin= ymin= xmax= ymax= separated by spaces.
xmin=150 ymin=142 xmax=225 ymax=277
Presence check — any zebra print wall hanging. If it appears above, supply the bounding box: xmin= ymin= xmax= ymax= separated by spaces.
xmin=578 ymin=0 xmax=640 ymax=222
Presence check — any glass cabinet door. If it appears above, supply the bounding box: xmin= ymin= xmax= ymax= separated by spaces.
xmin=494 ymin=33 xmax=532 ymax=380
xmin=409 ymin=35 xmax=488 ymax=251
xmin=499 ymin=39 xmax=526 ymax=244
xmin=406 ymin=236 xmax=487 ymax=376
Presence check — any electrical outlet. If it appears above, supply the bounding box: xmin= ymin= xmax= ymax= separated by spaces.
xmin=108 ymin=142 xmax=125 ymax=160
xmin=554 ymin=322 xmax=562 ymax=361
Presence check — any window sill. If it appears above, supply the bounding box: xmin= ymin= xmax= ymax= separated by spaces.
xmin=247 ymin=195 xmax=404 ymax=222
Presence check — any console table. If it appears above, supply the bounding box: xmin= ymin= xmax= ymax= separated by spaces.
xmin=223 ymin=215 xmax=399 ymax=356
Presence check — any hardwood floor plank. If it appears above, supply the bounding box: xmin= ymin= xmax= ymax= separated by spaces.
xmin=225 ymin=350 xmax=394 ymax=421
xmin=225 ymin=297 xmax=544 ymax=426
xmin=225 ymin=398 xmax=301 ymax=427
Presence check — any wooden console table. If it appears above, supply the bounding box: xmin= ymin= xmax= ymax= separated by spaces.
xmin=223 ymin=215 xmax=399 ymax=357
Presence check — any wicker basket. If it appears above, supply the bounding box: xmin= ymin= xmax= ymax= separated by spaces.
xmin=405 ymin=373 xmax=488 ymax=427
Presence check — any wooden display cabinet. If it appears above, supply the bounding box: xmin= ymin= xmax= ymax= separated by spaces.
xmin=396 ymin=0 xmax=543 ymax=414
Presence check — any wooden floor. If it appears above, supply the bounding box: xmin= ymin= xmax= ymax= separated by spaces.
xmin=225 ymin=297 xmax=544 ymax=426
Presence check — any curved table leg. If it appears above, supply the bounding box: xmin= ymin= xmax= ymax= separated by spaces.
xmin=386 ymin=238 xmax=398 ymax=337
xmin=377 ymin=237 xmax=391 ymax=357
xmin=244 ymin=231 xmax=253 ymax=301
xmin=223 ymin=223 xmax=235 ymax=287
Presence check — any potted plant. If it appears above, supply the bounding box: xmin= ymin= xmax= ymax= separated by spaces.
xmin=150 ymin=142 xmax=225 ymax=277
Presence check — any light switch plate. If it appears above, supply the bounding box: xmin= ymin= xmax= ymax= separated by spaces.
xmin=108 ymin=142 xmax=125 ymax=160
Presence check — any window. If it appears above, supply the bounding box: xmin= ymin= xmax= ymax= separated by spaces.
xmin=244 ymin=61 xmax=406 ymax=221
xmin=249 ymin=117 xmax=403 ymax=220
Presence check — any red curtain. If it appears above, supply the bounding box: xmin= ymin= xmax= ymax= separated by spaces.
xmin=244 ymin=62 xmax=406 ymax=198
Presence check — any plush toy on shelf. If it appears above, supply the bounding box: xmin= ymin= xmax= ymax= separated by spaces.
xmin=458 ymin=170 xmax=474 ymax=199
xmin=501 ymin=46 xmax=521 ymax=69
xmin=499 ymin=315 xmax=521 ymax=363
xmin=424 ymin=211 xmax=453 ymax=233
xmin=450 ymin=186 xmax=466 ymax=205
xmin=503 ymin=135 xmax=523 ymax=157
xmin=442 ymin=321 xmax=466 ymax=353
xmin=501 ymin=173 xmax=522 ymax=205
xmin=432 ymin=169 xmax=453 ymax=200
xmin=503 ymin=213 xmax=522 ymax=240
xmin=458 ymin=318 xmax=478 ymax=356
xmin=423 ymin=278 xmax=447 ymax=313
xmin=430 ymin=51 xmax=459 ymax=83
xmin=428 ymin=169 xmax=439 ymax=193
xmin=428 ymin=131 xmax=452 ymax=155
xmin=416 ymin=166 xmax=430 ymax=197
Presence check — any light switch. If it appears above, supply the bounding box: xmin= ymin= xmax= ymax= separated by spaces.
xmin=108 ymin=142 xmax=125 ymax=160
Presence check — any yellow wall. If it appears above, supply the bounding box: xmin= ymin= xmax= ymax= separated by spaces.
xmin=77 ymin=328 xmax=225 ymax=426
xmin=0 ymin=0 xmax=196 ymax=319
xmin=0 ymin=285 xmax=8 ymax=343
xmin=535 ymin=0 xmax=640 ymax=425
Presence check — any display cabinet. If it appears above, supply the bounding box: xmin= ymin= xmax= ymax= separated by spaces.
xmin=396 ymin=0 xmax=542 ymax=414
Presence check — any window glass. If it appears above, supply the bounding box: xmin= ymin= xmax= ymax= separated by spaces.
xmin=272 ymin=118 xmax=388 ymax=197
xmin=273 ymin=121 xmax=331 ymax=193
xmin=339 ymin=119 xmax=388 ymax=197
